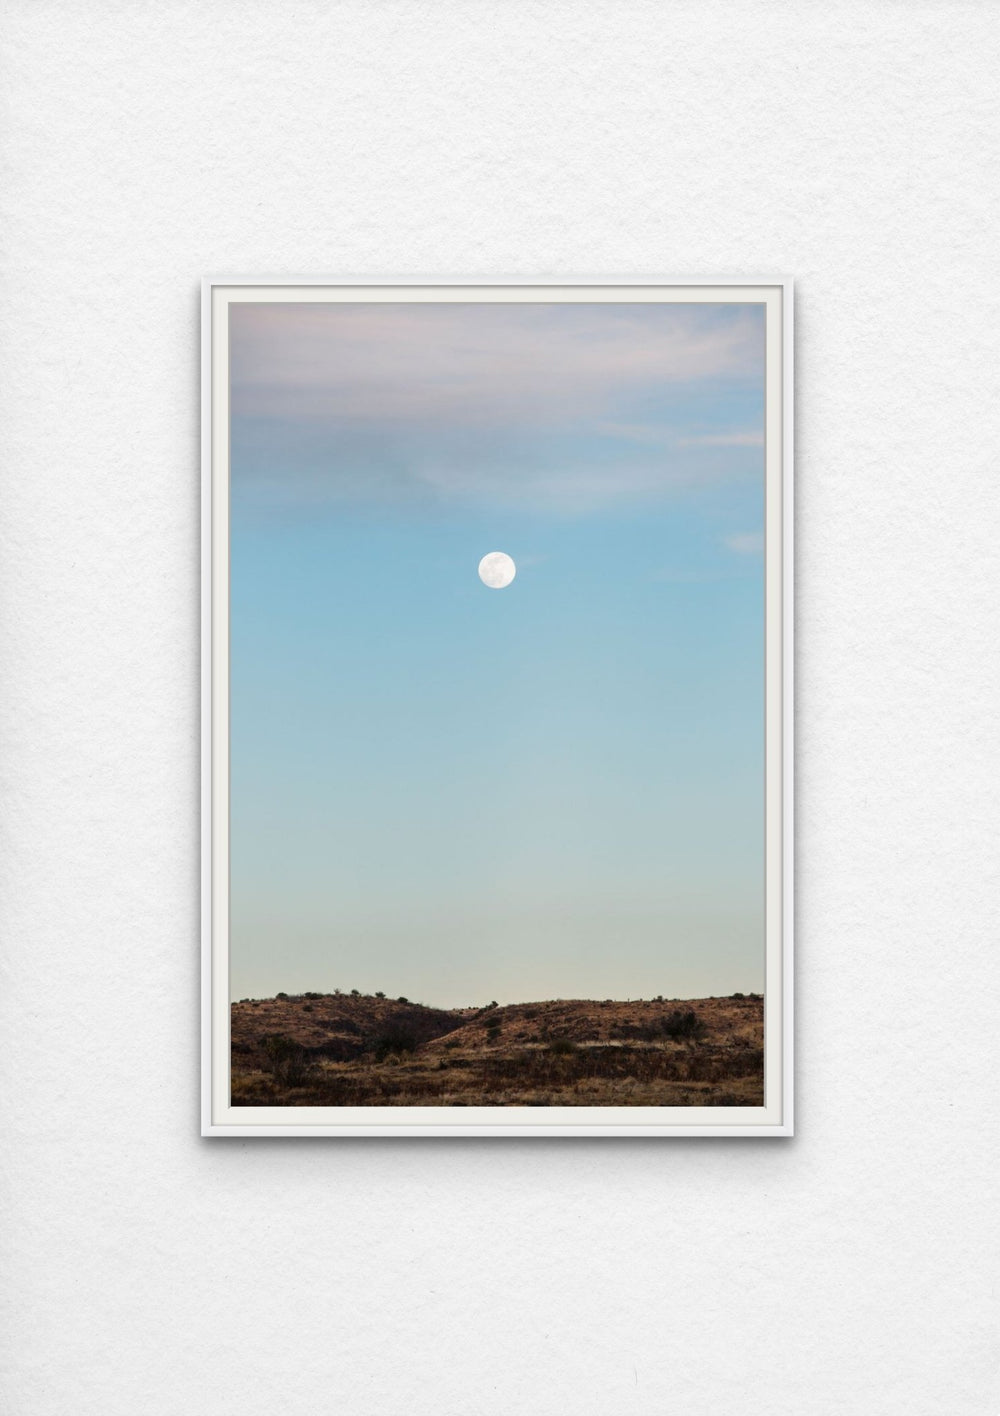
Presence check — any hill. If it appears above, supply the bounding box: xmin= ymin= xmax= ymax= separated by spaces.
xmin=231 ymin=992 xmax=463 ymax=1063
xmin=230 ymin=991 xmax=764 ymax=1108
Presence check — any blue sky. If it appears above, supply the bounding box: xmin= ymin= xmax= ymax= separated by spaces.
xmin=229 ymin=300 xmax=765 ymax=1005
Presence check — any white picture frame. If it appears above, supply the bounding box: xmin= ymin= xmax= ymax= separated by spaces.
xmin=202 ymin=277 xmax=793 ymax=1137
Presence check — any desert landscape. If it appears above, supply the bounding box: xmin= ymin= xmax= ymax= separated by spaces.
xmin=231 ymin=991 xmax=764 ymax=1107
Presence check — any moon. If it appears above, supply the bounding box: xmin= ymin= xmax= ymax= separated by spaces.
xmin=478 ymin=551 xmax=516 ymax=589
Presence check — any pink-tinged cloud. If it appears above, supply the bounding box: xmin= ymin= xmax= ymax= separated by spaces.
xmin=230 ymin=301 xmax=764 ymax=427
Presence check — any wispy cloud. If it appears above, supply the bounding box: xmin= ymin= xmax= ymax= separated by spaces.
xmin=724 ymin=532 xmax=764 ymax=554
xmin=680 ymin=431 xmax=764 ymax=448
xmin=595 ymin=421 xmax=675 ymax=446
xmin=238 ymin=449 xmax=727 ymax=518
xmin=230 ymin=302 xmax=765 ymax=515
xmin=231 ymin=302 xmax=764 ymax=427
xmin=601 ymin=423 xmax=764 ymax=450
xmin=412 ymin=453 xmax=723 ymax=515
xmin=649 ymin=567 xmax=729 ymax=585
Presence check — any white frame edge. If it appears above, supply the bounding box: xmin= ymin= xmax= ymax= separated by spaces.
xmin=200 ymin=276 xmax=794 ymax=1139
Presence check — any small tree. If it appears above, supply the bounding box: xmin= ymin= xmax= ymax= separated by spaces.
xmin=661 ymin=1010 xmax=706 ymax=1043
xmin=373 ymin=1026 xmax=417 ymax=1062
xmin=261 ymin=1034 xmax=311 ymax=1086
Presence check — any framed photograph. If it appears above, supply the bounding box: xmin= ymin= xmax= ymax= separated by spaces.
xmin=202 ymin=278 xmax=793 ymax=1137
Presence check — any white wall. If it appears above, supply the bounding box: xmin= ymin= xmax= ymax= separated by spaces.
xmin=1 ymin=4 xmax=996 ymax=1412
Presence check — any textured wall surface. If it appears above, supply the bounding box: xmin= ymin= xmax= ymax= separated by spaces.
xmin=1 ymin=4 xmax=997 ymax=1413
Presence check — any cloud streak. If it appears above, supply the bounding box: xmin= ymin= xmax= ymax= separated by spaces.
xmin=724 ymin=532 xmax=764 ymax=554
xmin=680 ymin=430 xmax=764 ymax=447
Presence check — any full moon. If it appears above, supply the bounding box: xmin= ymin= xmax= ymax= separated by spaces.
xmin=478 ymin=551 xmax=516 ymax=589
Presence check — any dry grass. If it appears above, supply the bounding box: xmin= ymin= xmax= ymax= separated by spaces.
xmin=231 ymin=992 xmax=764 ymax=1107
